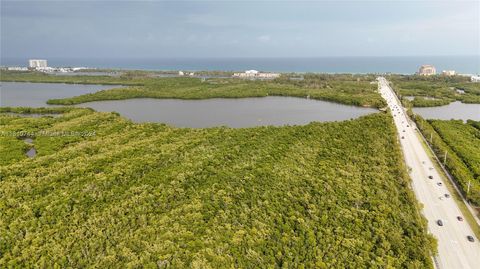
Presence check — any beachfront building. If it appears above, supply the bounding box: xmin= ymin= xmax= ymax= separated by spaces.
xmin=417 ymin=65 xmax=436 ymax=76
xmin=233 ymin=70 xmax=280 ymax=79
xmin=471 ymin=75 xmax=480 ymax=82
xmin=28 ymin=59 xmax=48 ymax=68
xmin=442 ymin=70 xmax=456 ymax=76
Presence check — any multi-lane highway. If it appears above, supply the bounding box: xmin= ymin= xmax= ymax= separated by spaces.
xmin=377 ymin=77 xmax=480 ymax=269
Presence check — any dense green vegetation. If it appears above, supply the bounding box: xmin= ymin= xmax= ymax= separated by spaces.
xmin=430 ymin=120 xmax=480 ymax=179
xmin=468 ymin=119 xmax=480 ymax=131
xmin=389 ymin=75 xmax=480 ymax=107
xmin=1 ymin=70 xmax=386 ymax=108
xmin=0 ymin=109 xmax=435 ymax=268
xmin=410 ymin=97 xmax=452 ymax=107
xmin=0 ymin=70 xmax=144 ymax=86
xmin=411 ymin=113 xmax=480 ymax=206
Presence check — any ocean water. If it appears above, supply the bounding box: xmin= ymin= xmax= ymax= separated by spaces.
xmin=1 ymin=56 xmax=479 ymax=74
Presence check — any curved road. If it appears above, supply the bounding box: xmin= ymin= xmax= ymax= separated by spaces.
xmin=377 ymin=77 xmax=480 ymax=269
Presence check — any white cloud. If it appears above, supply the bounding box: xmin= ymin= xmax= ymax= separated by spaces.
xmin=257 ymin=35 xmax=271 ymax=43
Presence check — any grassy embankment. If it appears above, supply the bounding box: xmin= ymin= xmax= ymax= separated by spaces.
xmin=388 ymin=75 xmax=480 ymax=107
xmin=0 ymin=108 xmax=435 ymax=268
xmin=1 ymin=71 xmax=386 ymax=108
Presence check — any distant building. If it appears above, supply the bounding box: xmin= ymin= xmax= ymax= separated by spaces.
xmin=178 ymin=71 xmax=196 ymax=77
xmin=28 ymin=59 xmax=48 ymax=68
xmin=7 ymin=66 xmax=28 ymax=71
xmin=418 ymin=65 xmax=436 ymax=76
xmin=442 ymin=70 xmax=456 ymax=76
xmin=471 ymin=75 xmax=480 ymax=82
xmin=233 ymin=70 xmax=280 ymax=79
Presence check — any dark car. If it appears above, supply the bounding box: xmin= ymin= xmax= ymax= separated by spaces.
xmin=437 ymin=220 xmax=443 ymax=226
xmin=428 ymin=175 xmax=433 ymax=179
xmin=457 ymin=216 xmax=463 ymax=221
xmin=401 ymin=136 xmax=405 ymax=139
xmin=467 ymin=236 xmax=475 ymax=242
xmin=444 ymin=194 xmax=450 ymax=198
xmin=407 ymin=125 xmax=409 ymax=127
xmin=437 ymin=182 xmax=442 ymax=186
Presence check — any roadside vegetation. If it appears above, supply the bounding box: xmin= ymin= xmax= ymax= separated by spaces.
xmin=0 ymin=109 xmax=434 ymax=268
xmin=389 ymin=75 xmax=480 ymax=107
xmin=1 ymin=70 xmax=386 ymax=108
xmin=410 ymin=113 xmax=480 ymax=207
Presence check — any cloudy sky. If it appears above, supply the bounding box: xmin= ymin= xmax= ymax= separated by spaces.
xmin=1 ymin=0 xmax=479 ymax=59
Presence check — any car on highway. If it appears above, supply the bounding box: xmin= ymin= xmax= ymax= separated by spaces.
xmin=437 ymin=220 xmax=443 ymax=226
xmin=444 ymin=194 xmax=450 ymax=198
xmin=457 ymin=216 xmax=463 ymax=221
xmin=406 ymin=125 xmax=409 ymax=127
xmin=401 ymin=136 xmax=404 ymax=139
xmin=437 ymin=182 xmax=442 ymax=186
xmin=467 ymin=236 xmax=475 ymax=242
xmin=428 ymin=175 xmax=433 ymax=179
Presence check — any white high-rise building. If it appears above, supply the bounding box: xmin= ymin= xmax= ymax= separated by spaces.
xmin=28 ymin=59 xmax=48 ymax=68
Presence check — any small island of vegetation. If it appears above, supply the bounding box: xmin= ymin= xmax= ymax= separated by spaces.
xmin=389 ymin=75 xmax=480 ymax=107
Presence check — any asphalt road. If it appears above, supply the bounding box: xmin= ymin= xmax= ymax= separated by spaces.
xmin=377 ymin=77 xmax=480 ymax=269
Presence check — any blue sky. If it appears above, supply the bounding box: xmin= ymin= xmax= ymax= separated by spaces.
xmin=1 ymin=0 xmax=479 ymax=58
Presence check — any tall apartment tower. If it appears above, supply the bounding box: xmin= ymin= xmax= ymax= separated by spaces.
xmin=417 ymin=64 xmax=436 ymax=76
xmin=28 ymin=59 xmax=48 ymax=68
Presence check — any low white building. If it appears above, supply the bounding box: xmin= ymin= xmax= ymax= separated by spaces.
xmin=7 ymin=66 xmax=28 ymax=71
xmin=28 ymin=59 xmax=48 ymax=68
xmin=442 ymin=70 xmax=456 ymax=76
xmin=471 ymin=75 xmax=480 ymax=82
xmin=178 ymin=71 xmax=195 ymax=76
xmin=233 ymin=70 xmax=280 ymax=79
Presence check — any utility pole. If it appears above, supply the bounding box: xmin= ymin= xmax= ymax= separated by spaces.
xmin=444 ymin=151 xmax=447 ymax=165
xmin=467 ymin=180 xmax=471 ymax=196
xmin=430 ymin=133 xmax=433 ymax=144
